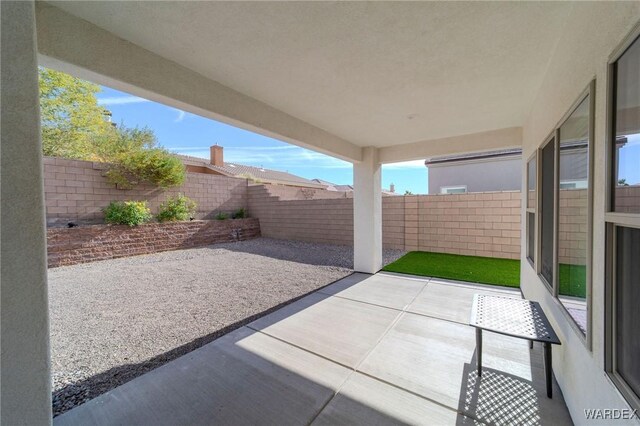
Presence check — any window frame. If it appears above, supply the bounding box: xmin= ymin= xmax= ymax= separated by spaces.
xmin=533 ymin=81 xmax=595 ymax=347
xmin=605 ymin=23 xmax=640 ymax=412
xmin=526 ymin=151 xmax=538 ymax=268
xmin=440 ymin=185 xmax=467 ymax=194
xmin=555 ymin=82 xmax=595 ymax=348
xmin=536 ymin=132 xmax=557 ymax=294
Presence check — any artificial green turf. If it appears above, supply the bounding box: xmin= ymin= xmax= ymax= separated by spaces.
xmin=558 ymin=264 xmax=587 ymax=298
xmin=382 ymin=251 xmax=521 ymax=287
xmin=382 ymin=252 xmax=588 ymax=297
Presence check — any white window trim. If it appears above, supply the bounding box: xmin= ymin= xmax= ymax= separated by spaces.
xmin=604 ymin=23 xmax=640 ymax=412
xmin=533 ymin=80 xmax=595 ymax=349
xmin=526 ymin=152 xmax=537 ymax=268
xmin=440 ymin=185 xmax=467 ymax=194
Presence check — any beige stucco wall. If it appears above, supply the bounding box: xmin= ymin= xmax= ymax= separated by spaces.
xmin=1 ymin=1 xmax=53 ymax=423
xmin=520 ymin=4 xmax=640 ymax=424
xmin=427 ymin=156 xmax=522 ymax=194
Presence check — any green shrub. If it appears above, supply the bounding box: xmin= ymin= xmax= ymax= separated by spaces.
xmin=106 ymin=148 xmax=186 ymax=189
xmin=215 ymin=212 xmax=228 ymax=220
xmin=156 ymin=194 xmax=196 ymax=222
xmin=232 ymin=208 xmax=247 ymax=219
xmin=103 ymin=201 xmax=152 ymax=226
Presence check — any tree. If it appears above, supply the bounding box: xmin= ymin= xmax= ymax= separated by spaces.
xmin=39 ymin=67 xmax=186 ymax=189
xmin=106 ymin=147 xmax=186 ymax=189
xmin=93 ymin=124 xmax=156 ymax=161
xmin=39 ymin=67 xmax=115 ymax=159
xmin=404 ymin=190 xmax=414 ymax=195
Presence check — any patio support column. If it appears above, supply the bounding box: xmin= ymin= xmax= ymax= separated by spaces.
xmin=353 ymin=146 xmax=382 ymax=273
xmin=1 ymin=1 xmax=53 ymax=424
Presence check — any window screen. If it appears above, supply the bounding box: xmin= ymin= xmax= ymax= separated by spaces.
xmin=616 ymin=226 xmax=640 ymax=398
xmin=527 ymin=212 xmax=535 ymax=263
xmin=612 ymin=36 xmax=640 ymax=214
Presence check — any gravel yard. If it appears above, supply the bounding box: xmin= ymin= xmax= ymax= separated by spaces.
xmin=49 ymin=237 xmax=404 ymax=416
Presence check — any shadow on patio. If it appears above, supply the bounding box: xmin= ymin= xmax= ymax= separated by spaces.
xmin=54 ymin=273 xmax=572 ymax=425
xmin=202 ymin=237 xmax=406 ymax=269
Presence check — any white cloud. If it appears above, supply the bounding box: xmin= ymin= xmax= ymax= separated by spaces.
xmin=169 ymin=144 xmax=351 ymax=170
xmin=236 ymin=145 xmax=298 ymax=151
xmin=382 ymin=160 xmax=426 ymax=169
xmin=169 ymin=145 xmax=423 ymax=171
xmin=97 ymin=96 xmax=151 ymax=106
xmin=174 ymin=110 xmax=186 ymax=123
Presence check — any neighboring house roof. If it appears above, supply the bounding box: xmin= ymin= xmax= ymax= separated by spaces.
xmin=312 ymin=178 xmax=354 ymax=192
xmin=424 ymin=148 xmax=522 ymax=166
xmin=311 ymin=178 xmax=335 ymax=187
xmin=177 ymin=154 xmax=325 ymax=188
xmin=312 ymin=178 xmax=398 ymax=196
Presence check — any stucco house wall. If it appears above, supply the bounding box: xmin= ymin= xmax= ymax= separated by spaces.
xmin=519 ymin=4 xmax=640 ymax=424
xmin=427 ymin=155 xmax=521 ymax=194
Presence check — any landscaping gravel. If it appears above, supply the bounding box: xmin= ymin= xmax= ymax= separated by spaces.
xmin=49 ymin=237 xmax=404 ymax=416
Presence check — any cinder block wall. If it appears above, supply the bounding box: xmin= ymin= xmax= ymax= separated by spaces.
xmin=417 ymin=191 xmax=521 ymax=259
xmin=558 ymin=189 xmax=588 ymax=266
xmin=247 ymin=185 xmax=354 ymax=246
xmin=248 ymin=185 xmax=522 ymax=259
xmin=383 ymin=196 xmax=405 ymax=250
xmin=261 ymin=183 xmax=353 ymax=200
xmin=613 ymin=184 xmax=640 ymax=213
xmin=44 ymin=157 xmax=248 ymax=226
xmin=43 ymin=157 xmax=527 ymax=259
xmin=556 ymin=185 xmax=640 ymax=266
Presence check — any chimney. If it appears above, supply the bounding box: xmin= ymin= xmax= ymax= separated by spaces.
xmin=390 ymin=183 xmax=395 ymax=193
xmin=210 ymin=145 xmax=224 ymax=166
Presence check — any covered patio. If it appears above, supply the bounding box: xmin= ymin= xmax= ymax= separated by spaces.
xmin=3 ymin=1 xmax=640 ymax=424
xmin=54 ymin=273 xmax=571 ymax=425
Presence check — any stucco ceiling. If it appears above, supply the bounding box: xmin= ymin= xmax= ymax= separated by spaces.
xmin=50 ymin=1 xmax=572 ymax=148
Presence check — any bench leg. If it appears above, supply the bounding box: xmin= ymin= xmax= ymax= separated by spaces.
xmin=544 ymin=342 xmax=552 ymax=398
xmin=476 ymin=328 xmax=482 ymax=376
xmin=529 ymin=340 xmax=533 ymax=349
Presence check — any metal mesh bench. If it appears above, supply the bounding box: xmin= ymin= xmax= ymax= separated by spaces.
xmin=470 ymin=294 xmax=561 ymax=398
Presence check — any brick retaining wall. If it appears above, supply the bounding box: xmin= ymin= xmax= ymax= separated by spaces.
xmin=47 ymin=218 xmax=260 ymax=267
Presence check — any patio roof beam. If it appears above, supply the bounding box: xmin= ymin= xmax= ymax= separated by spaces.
xmin=34 ymin=3 xmax=363 ymax=163
xmin=378 ymin=127 xmax=522 ymax=164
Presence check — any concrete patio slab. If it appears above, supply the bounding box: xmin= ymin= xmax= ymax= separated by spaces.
xmin=358 ymin=312 xmax=572 ymax=425
xmin=54 ymin=326 xmax=351 ymax=426
xmin=54 ymin=272 xmax=573 ymax=425
xmin=358 ymin=313 xmax=477 ymax=408
xmin=407 ymin=279 xmax=521 ymax=324
xmin=312 ymin=372 xmax=474 ymax=425
xmin=248 ymin=292 xmax=401 ymax=368
xmin=318 ymin=272 xmax=428 ymax=310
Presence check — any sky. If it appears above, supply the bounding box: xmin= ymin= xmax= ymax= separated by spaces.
xmin=617 ymin=134 xmax=640 ymax=186
xmin=96 ymin=86 xmax=428 ymax=194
